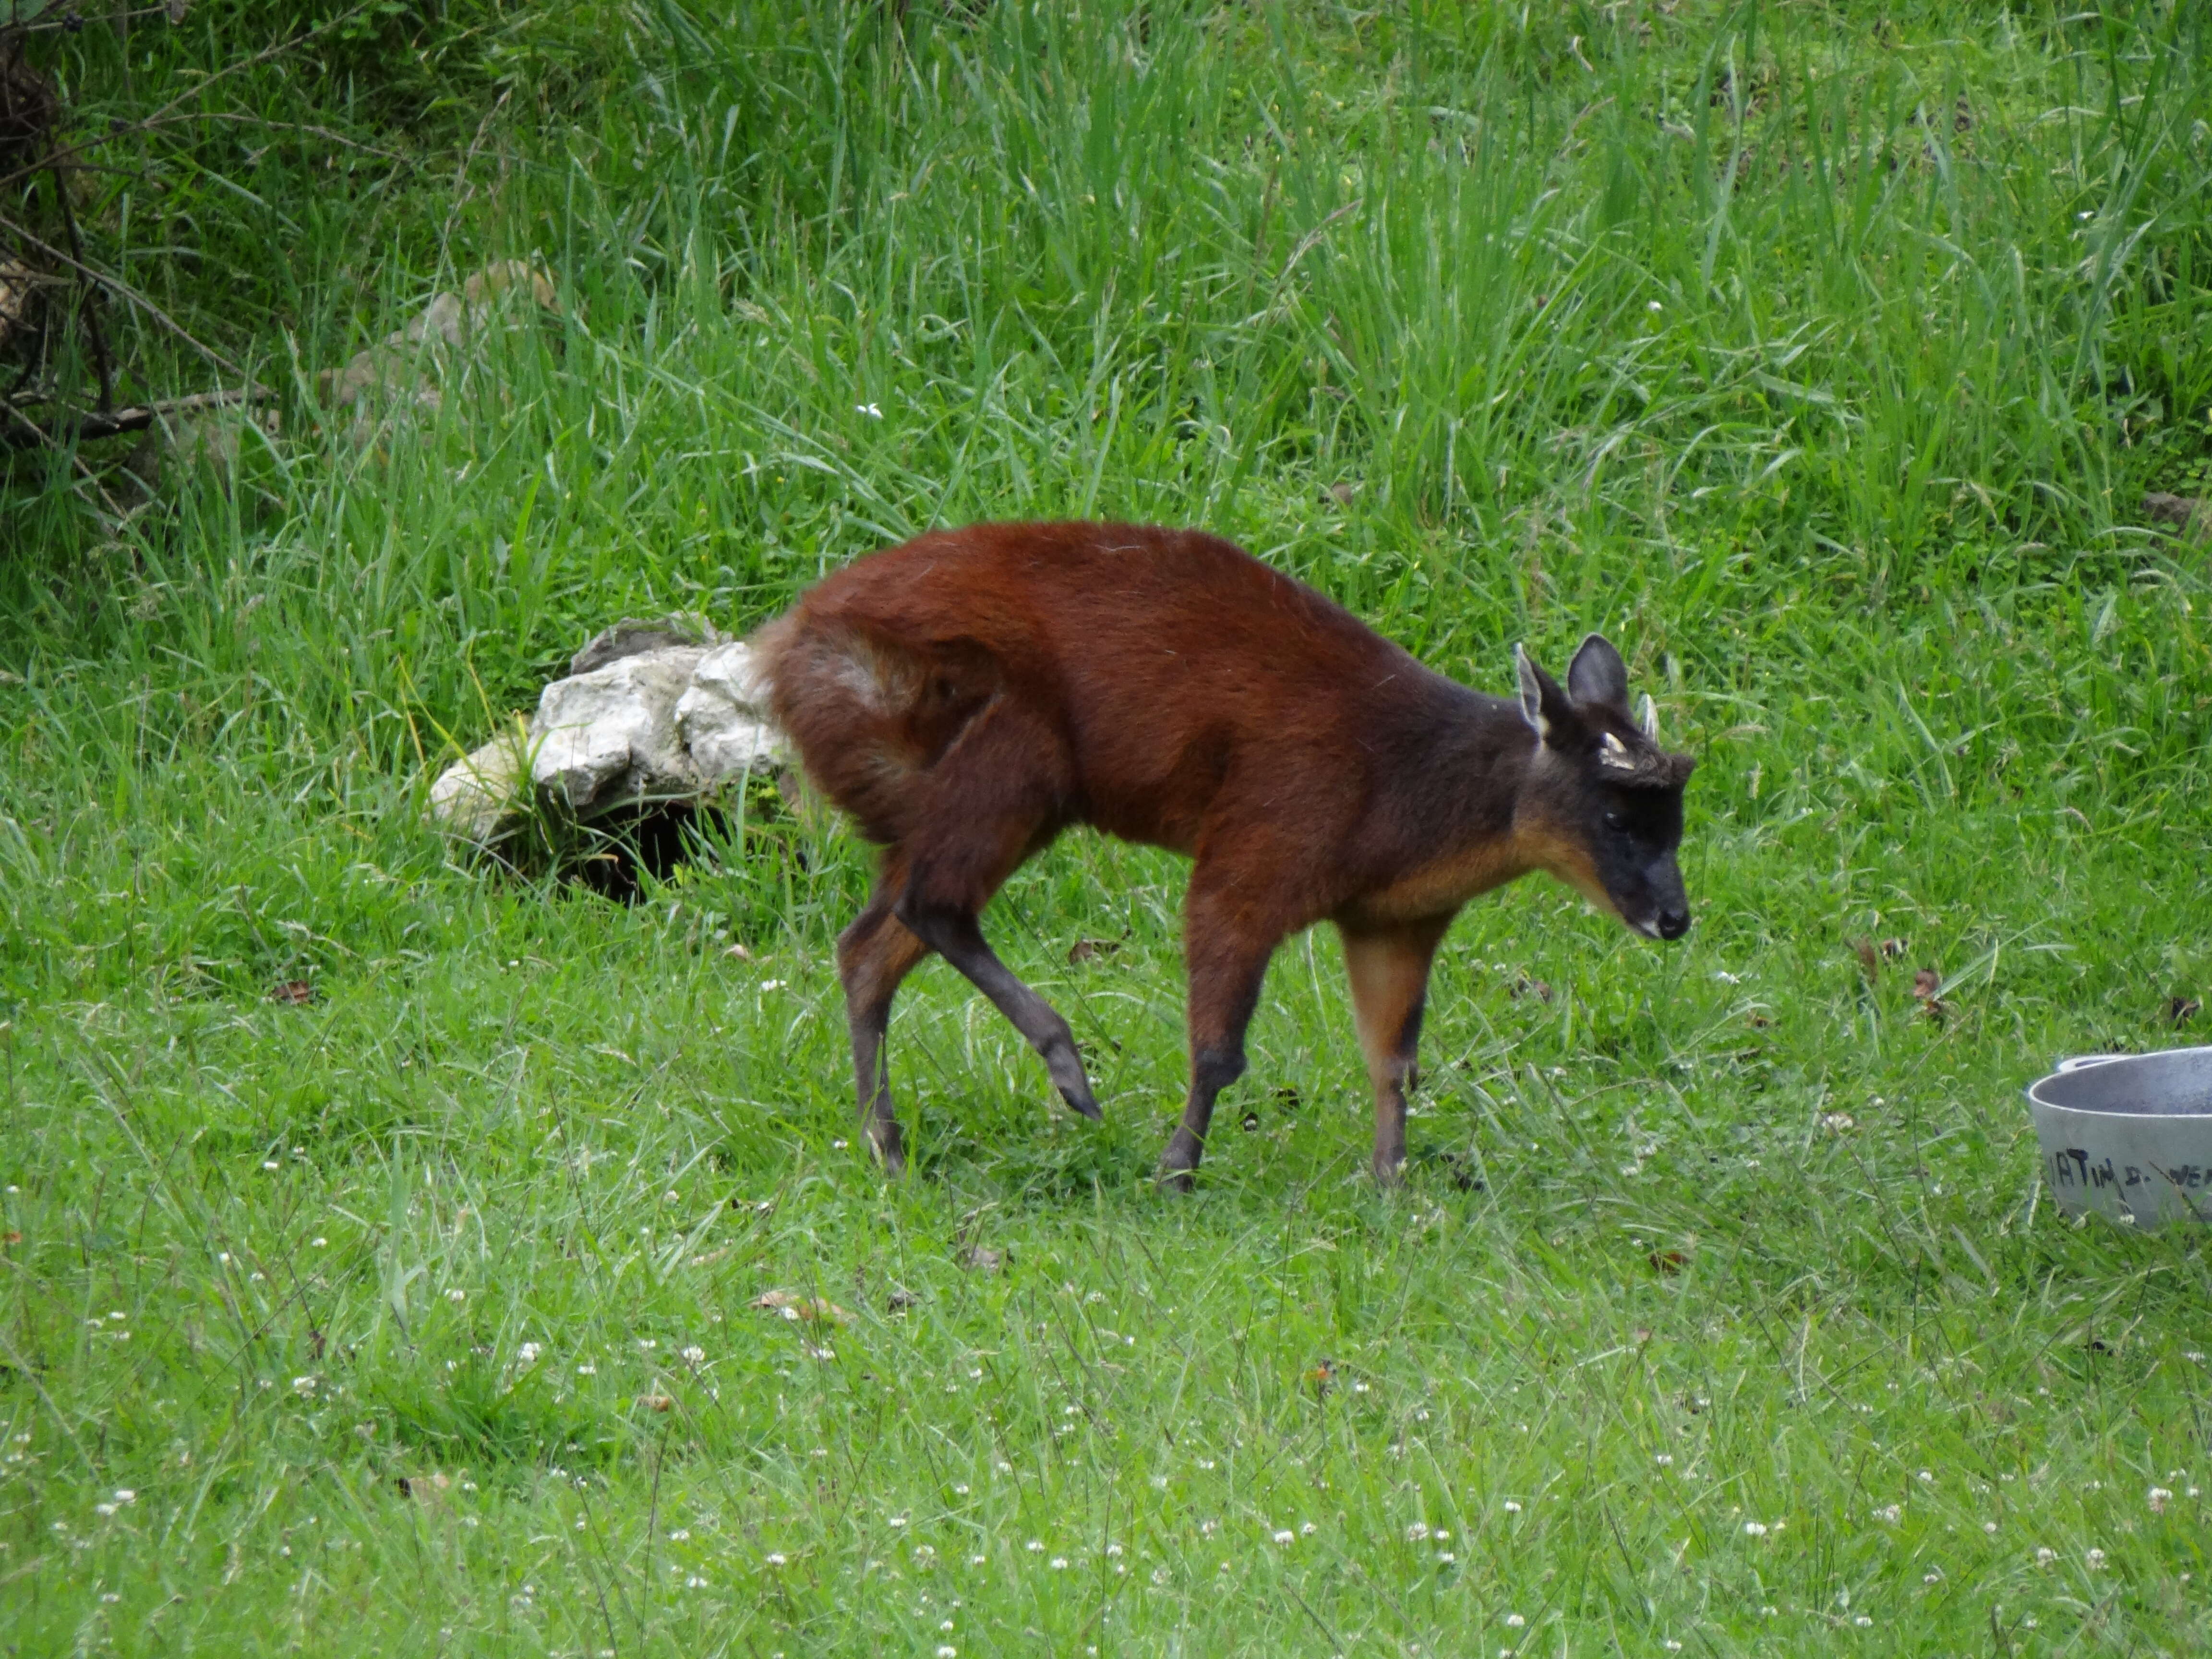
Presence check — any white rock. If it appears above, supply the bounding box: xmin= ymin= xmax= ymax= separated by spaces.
xmin=428 ymin=627 xmax=787 ymax=844
xmin=427 ymin=724 xmax=528 ymax=842
xmin=530 ymin=648 xmax=705 ymax=808
xmin=676 ymin=641 xmax=782 ymax=780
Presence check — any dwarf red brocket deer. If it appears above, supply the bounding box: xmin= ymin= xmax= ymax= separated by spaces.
xmin=753 ymin=521 xmax=1696 ymax=1187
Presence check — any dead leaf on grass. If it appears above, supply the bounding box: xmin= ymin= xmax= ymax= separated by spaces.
xmin=269 ymin=980 xmax=315 ymax=1006
xmin=960 ymin=1244 xmax=1004 ymax=1275
xmin=749 ymin=1290 xmax=851 ymax=1325
xmin=1067 ymin=937 xmax=1121 ymax=965
xmin=2167 ymin=996 xmax=2200 ymax=1027
xmin=1912 ymin=969 xmax=1954 ymax=1022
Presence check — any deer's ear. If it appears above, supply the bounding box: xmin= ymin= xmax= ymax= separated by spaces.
xmin=1565 ymin=633 xmax=1629 ymax=712
xmin=1515 ymin=644 xmax=1580 ymax=747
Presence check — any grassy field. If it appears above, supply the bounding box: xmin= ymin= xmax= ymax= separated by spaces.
xmin=5 ymin=0 xmax=2212 ymax=1652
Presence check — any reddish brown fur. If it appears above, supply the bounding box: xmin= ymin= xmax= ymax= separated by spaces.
xmin=753 ymin=521 xmax=1694 ymax=1185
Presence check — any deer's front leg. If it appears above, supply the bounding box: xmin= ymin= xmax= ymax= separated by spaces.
xmin=1337 ymin=916 xmax=1451 ymax=1185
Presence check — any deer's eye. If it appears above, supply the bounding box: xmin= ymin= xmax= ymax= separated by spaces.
xmin=1603 ymin=810 xmax=1627 ymax=831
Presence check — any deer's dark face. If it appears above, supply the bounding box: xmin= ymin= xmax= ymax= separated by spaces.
xmin=1514 ymin=635 xmax=1696 ymax=941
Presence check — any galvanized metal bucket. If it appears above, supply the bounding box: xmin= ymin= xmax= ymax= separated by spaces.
xmin=2027 ymin=1047 xmax=2212 ymax=1228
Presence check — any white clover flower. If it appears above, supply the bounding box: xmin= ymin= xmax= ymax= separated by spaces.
xmin=765 ymin=1552 xmax=787 ymax=1567
xmin=2149 ymin=1486 xmax=2174 ymax=1514
xmin=2086 ymin=1548 xmax=2107 ymax=1569
xmin=1272 ymin=1530 xmax=1294 ymax=1545
xmin=1874 ymin=1504 xmax=1901 ymax=1523
xmin=937 ymin=1648 xmax=957 ymax=1659
xmin=1049 ymin=1557 xmax=1069 ymax=1570
xmin=1300 ymin=1522 xmax=1317 ymax=1536
xmin=2035 ymin=1547 xmax=2056 ymax=1566
xmin=1105 ymin=1542 xmax=1122 ymax=1556
xmin=517 ymin=1342 xmax=542 ymax=1364
xmin=1983 ymin=1521 xmax=1999 ymax=1534
xmin=293 ymin=1375 xmax=318 ymax=1395
xmin=1026 ymin=1540 xmax=1045 ymax=1553
xmin=1405 ymin=1523 xmax=1431 ymax=1542
xmin=1743 ymin=1521 xmax=1767 ymax=1537
xmin=1502 ymin=1500 xmax=1522 ymax=1514
xmin=1854 ymin=1616 xmax=1873 ymax=1628
xmin=577 ymin=1363 xmax=596 ymax=1375
xmin=446 ymin=1288 xmax=466 ymax=1304
xmin=1504 ymin=1614 xmax=1525 ymax=1628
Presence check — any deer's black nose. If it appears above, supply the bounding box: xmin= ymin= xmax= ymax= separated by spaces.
xmin=1656 ymin=907 xmax=1691 ymax=940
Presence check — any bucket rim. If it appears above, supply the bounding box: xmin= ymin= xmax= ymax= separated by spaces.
xmin=2026 ymin=1045 xmax=2212 ymax=1118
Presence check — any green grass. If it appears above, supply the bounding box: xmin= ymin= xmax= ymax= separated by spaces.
xmin=5 ymin=0 xmax=2212 ymax=1652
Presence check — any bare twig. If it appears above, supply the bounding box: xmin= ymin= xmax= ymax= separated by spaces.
xmin=0 ymin=211 xmax=250 ymax=382
xmin=0 ymin=386 xmax=266 ymax=450
xmin=48 ymin=161 xmax=114 ymax=409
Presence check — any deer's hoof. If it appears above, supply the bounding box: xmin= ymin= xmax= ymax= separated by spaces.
xmin=868 ymin=1124 xmax=906 ymax=1177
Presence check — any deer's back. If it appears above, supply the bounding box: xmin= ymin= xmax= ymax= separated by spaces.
xmin=776 ymin=522 xmax=1444 ymax=853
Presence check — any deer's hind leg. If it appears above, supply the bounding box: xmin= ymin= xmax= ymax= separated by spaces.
xmin=890 ymin=696 xmax=1098 ymax=1120
xmin=838 ymin=846 xmax=931 ymax=1174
